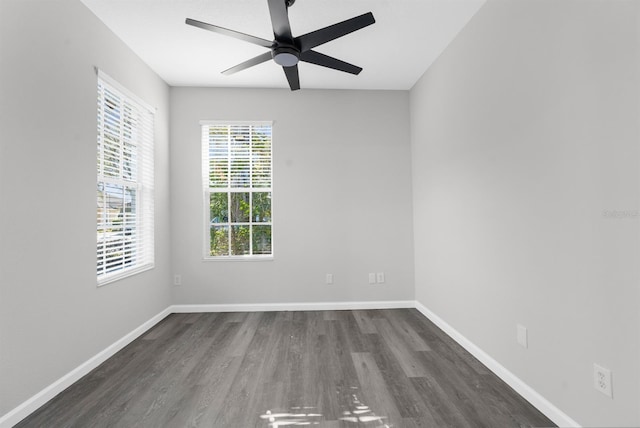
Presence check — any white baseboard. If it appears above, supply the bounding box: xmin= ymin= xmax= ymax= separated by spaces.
xmin=171 ymin=300 xmax=415 ymax=313
xmin=0 ymin=307 xmax=172 ymax=428
xmin=414 ymin=300 xmax=580 ymax=428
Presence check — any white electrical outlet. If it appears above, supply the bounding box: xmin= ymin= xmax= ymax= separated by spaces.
xmin=326 ymin=273 xmax=333 ymax=285
xmin=517 ymin=324 xmax=528 ymax=348
xmin=376 ymin=272 xmax=385 ymax=283
xmin=368 ymin=273 xmax=376 ymax=284
xmin=173 ymin=274 xmax=182 ymax=286
xmin=593 ymin=363 xmax=613 ymax=398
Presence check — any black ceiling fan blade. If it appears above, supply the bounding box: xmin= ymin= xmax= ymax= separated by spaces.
xmin=282 ymin=65 xmax=300 ymax=91
xmin=186 ymin=18 xmax=273 ymax=48
xmin=222 ymin=52 xmax=273 ymax=75
xmin=296 ymin=12 xmax=375 ymax=52
xmin=300 ymin=50 xmax=362 ymax=75
xmin=267 ymin=0 xmax=293 ymax=42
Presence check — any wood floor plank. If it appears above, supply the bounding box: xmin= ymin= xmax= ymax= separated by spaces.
xmin=327 ymin=318 xmax=362 ymax=389
xmin=309 ymin=310 xmax=328 ymax=336
xmin=182 ymin=356 xmax=243 ymax=427
xmin=323 ymin=318 xmax=371 ymax=425
xmin=179 ymin=312 xmax=206 ymax=325
xmin=402 ymin=416 xmax=436 ymax=428
xmin=223 ymin=311 xmax=249 ymax=322
xmin=419 ymin=349 xmax=524 ymax=428
xmin=281 ymin=311 xmax=330 ymax=423
xmin=463 ymin=362 xmax=554 ymax=427
xmin=323 ymin=310 xmax=339 ymax=321
xmin=317 ymin=421 xmax=340 ymax=428
xmin=383 ymin=309 xmax=431 ymax=351
xmin=351 ymin=352 xmax=403 ymax=426
xmin=352 ymin=310 xmax=378 ymax=334
xmin=300 ymin=312 xmax=327 ymax=417
xmin=410 ymin=376 xmax=476 ymax=428
xmin=224 ymin=311 xmax=263 ymax=357
xmin=267 ymin=312 xmax=293 ymax=384
xmin=373 ymin=317 xmax=430 ymax=377
xmin=283 ymin=311 xmax=309 ymax=410
xmin=405 ymin=309 xmax=490 ymax=376
xmin=16 ymin=309 xmax=556 ymax=428
xmin=214 ymin=312 xmax=277 ymax=427
xmin=367 ymin=334 xmax=438 ymax=421
xmin=336 ymin=310 xmax=372 ymax=353
xmin=139 ymin=313 xmax=180 ymax=340
xmin=314 ymin=331 xmax=342 ymax=422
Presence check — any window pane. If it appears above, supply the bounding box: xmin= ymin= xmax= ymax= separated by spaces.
xmin=210 ymin=192 xmax=229 ymax=224
xmin=208 ymin=126 xmax=229 ymax=187
xmin=122 ymin=141 xmax=137 ymax=181
xmin=122 ymin=187 xmax=137 ymax=266
xmin=251 ymin=125 xmax=271 ymax=188
xmin=210 ymin=226 xmax=229 ymax=256
xmin=230 ymin=125 xmax=250 ymax=140
xmin=209 ymin=159 xmax=229 ymax=188
xmin=97 ymin=183 xmax=106 ymax=231
xmin=104 ymin=235 xmax=126 ymax=274
xmin=230 ymin=225 xmax=250 ymax=255
xmin=230 ymin=156 xmax=250 ymax=188
xmin=97 ymin=183 xmax=138 ymax=274
xmin=230 ymin=192 xmax=250 ymax=222
xmin=252 ymin=225 xmax=272 ymax=255
xmin=230 ymin=126 xmax=250 ymax=188
xmin=104 ymin=183 xmax=124 ymax=234
xmin=253 ymin=192 xmax=271 ymax=223
xmin=97 ymin=183 xmax=106 ymax=274
xmin=102 ymin=133 xmax=121 ymax=178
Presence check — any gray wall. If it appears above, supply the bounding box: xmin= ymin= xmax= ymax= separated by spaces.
xmin=0 ymin=0 xmax=172 ymax=415
xmin=170 ymin=88 xmax=415 ymax=305
xmin=410 ymin=0 xmax=639 ymax=426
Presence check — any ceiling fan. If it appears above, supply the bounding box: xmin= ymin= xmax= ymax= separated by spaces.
xmin=185 ymin=0 xmax=375 ymax=91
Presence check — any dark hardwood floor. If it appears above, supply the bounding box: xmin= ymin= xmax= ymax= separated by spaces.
xmin=17 ymin=309 xmax=555 ymax=427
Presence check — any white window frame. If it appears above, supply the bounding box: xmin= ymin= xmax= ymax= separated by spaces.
xmin=201 ymin=121 xmax=274 ymax=261
xmin=96 ymin=70 xmax=155 ymax=285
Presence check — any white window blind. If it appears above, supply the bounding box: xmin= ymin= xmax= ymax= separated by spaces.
xmin=96 ymin=70 xmax=154 ymax=284
xmin=202 ymin=122 xmax=273 ymax=259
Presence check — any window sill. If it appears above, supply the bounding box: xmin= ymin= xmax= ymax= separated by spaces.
xmin=97 ymin=264 xmax=155 ymax=287
xmin=202 ymin=255 xmax=274 ymax=262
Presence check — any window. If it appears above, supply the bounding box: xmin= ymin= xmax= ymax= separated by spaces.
xmin=96 ymin=70 xmax=154 ymax=284
xmin=202 ymin=122 xmax=273 ymax=259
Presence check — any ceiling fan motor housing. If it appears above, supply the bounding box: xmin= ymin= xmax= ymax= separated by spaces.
xmin=272 ymin=45 xmax=300 ymax=67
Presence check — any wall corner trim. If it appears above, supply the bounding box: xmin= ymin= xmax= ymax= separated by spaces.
xmin=0 ymin=307 xmax=172 ymax=428
xmin=414 ymin=300 xmax=581 ymax=428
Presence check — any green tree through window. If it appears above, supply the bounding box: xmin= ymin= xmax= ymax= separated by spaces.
xmin=203 ymin=123 xmax=272 ymax=258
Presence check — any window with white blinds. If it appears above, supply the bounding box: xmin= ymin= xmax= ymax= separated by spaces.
xmin=202 ymin=122 xmax=273 ymax=259
xmin=96 ymin=71 xmax=155 ymax=284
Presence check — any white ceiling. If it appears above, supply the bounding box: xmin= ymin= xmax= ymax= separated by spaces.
xmin=81 ymin=0 xmax=485 ymax=90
